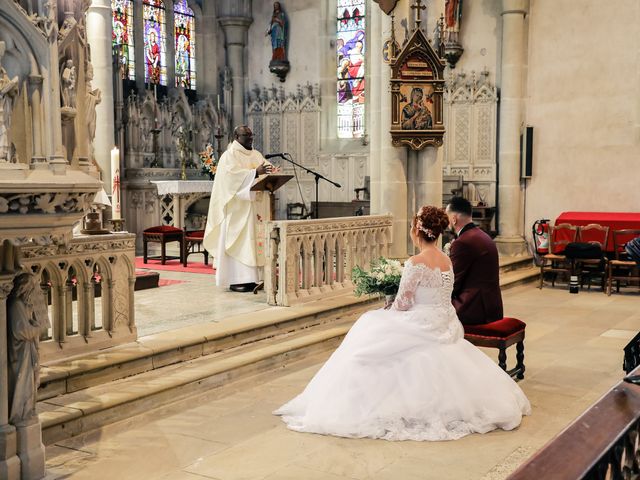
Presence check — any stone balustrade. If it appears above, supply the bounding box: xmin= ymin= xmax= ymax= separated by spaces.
xmin=264 ymin=215 xmax=393 ymax=307
xmin=19 ymin=233 xmax=137 ymax=363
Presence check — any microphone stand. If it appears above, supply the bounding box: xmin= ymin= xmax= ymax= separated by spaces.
xmin=280 ymin=153 xmax=341 ymax=219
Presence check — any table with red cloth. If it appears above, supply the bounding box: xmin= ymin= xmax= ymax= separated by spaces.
xmin=554 ymin=212 xmax=640 ymax=252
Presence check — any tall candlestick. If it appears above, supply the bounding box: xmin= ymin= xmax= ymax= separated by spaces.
xmin=110 ymin=147 xmax=121 ymax=220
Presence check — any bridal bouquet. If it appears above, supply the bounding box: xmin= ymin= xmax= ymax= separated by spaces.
xmin=199 ymin=143 xmax=218 ymax=180
xmin=352 ymin=257 xmax=404 ymax=298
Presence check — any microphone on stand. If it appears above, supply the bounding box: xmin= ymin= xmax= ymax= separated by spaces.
xmin=264 ymin=153 xmax=287 ymax=159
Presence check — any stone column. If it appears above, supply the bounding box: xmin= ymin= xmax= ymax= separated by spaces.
xmin=27 ymin=75 xmax=46 ymax=167
xmin=416 ymin=146 xmax=444 ymax=210
xmin=368 ymin=8 xmax=408 ymax=259
xmin=495 ymin=0 xmax=529 ymax=256
xmin=0 ymin=274 xmax=19 ymax=480
xmin=218 ymin=16 xmax=252 ymax=127
xmin=165 ymin=0 xmax=176 ymax=89
xmin=198 ymin=2 xmax=218 ymax=96
xmin=46 ymin=3 xmax=66 ymax=171
xmin=87 ymin=0 xmax=116 ymax=181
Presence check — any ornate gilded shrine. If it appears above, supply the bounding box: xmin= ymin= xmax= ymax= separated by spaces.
xmin=389 ymin=6 xmax=446 ymax=151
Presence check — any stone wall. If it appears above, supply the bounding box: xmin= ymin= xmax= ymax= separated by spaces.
xmin=523 ymin=0 xmax=640 ymax=232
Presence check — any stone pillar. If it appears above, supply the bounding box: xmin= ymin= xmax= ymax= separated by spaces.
xmin=218 ymin=16 xmax=252 ymax=128
xmin=27 ymin=75 xmax=46 ymax=167
xmin=198 ymin=2 xmax=218 ymax=96
xmin=46 ymin=4 xmax=66 ymax=171
xmin=495 ymin=0 xmax=529 ymax=256
xmin=0 ymin=274 xmax=19 ymax=480
xmin=368 ymin=8 xmax=408 ymax=259
xmin=87 ymin=0 xmax=116 ymax=181
xmin=165 ymin=0 xmax=176 ymax=89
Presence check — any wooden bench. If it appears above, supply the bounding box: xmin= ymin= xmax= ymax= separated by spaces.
xmin=463 ymin=317 xmax=526 ymax=379
xmin=142 ymin=226 xmax=184 ymax=265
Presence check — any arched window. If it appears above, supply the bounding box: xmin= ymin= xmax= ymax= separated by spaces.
xmin=173 ymin=0 xmax=196 ymax=90
xmin=143 ymin=0 xmax=167 ymax=85
xmin=336 ymin=0 xmax=365 ymax=139
xmin=112 ymin=0 xmax=135 ymax=80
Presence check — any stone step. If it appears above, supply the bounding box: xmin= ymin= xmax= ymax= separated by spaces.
xmin=499 ymin=255 xmax=534 ymax=274
xmin=38 ymin=294 xmax=378 ymax=402
xmin=38 ymin=317 xmax=357 ymax=445
xmin=500 ymin=266 xmax=540 ymax=290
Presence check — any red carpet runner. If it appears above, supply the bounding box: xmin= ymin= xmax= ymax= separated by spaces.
xmin=135 ymin=257 xmax=215 ymax=275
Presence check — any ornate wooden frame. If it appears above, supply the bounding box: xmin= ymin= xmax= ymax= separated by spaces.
xmin=390 ymin=28 xmax=446 ymax=150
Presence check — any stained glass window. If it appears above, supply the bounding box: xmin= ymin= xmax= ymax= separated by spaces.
xmin=174 ymin=0 xmax=196 ymax=89
xmin=337 ymin=0 xmax=365 ymax=139
xmin=111 ymin=0 xmax=135 ymax=80
xmin=143 ymin=0 xmax=167 ymax=85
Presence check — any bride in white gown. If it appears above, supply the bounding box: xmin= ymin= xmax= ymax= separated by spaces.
xmin=274 ymin=206 xmax=531 ymax=441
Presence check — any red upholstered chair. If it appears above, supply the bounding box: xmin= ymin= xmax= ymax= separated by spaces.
xmin=607 ymin=229 xmax=640 ymax=296
xmin=463 ymin=318 xmax=526 ymax=379
xmin=539 ymin=223 xmax=578 ymax=289
xmin=142 ymin=226 xmax=184 ymax=265
xmin=183 ymin=229 xmax=209 ymax=267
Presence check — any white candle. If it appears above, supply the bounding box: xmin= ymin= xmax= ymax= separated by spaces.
xmin=217 ymin=94 xmax=220 ymax=110
xmin=110 ymin=147 xmax=121 ymax=220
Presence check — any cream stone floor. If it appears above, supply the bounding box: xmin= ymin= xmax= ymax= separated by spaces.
xmin=134 ymin=263 xmax=269 ymax=336
xmin=44 ymin=284 xmax=640 ymax=480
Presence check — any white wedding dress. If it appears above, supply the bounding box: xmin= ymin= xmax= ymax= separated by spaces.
xmin=274 ymin=259 xmax=531 ymax=441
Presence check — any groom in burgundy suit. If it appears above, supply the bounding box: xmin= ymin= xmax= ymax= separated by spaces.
xmin=446 ymin=197 xmax=503 ymax=325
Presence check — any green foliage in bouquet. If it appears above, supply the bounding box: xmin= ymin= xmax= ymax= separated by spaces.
xmin=352 ymin=257 xmax=403 ymax=297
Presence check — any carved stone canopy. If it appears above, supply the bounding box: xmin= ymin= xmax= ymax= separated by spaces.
xmin=389 ymin=28 xmax=446 ymax=151
xmin=373 ymin=0 xmax=399 ymax=15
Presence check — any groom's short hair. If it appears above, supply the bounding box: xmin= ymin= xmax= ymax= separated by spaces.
xmin=447 ymin=196 xmax=472 ymax=216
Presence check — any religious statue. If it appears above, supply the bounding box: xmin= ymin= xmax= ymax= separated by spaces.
xmin=85 ymin=63 xmax=102 ymax=161
xmin=401 ymin=87 xmax=433 ymax=130
xmin=0 ymin=42 xmax=19 ymax=162
xmin=146 ymin=30 xmax=161 ymax=84
xmin=267 ymin=2 xmax=287 ymax=61
xmin=61 ymin=59 xmax=76 ymax=108
xmin=445 ymin=0 xmax=463 ymax=42
xmin=8 ymin=272 xmax=49 ymax=426
xmin=267 ymin=2 xmax=290 ymax=82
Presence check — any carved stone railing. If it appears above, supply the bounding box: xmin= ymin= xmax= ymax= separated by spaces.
xmin=508 ymin=370 xmax=640 ymax=480
xmin=264 ymin=215 xmax=393 ymax=307
xmin=19 ymin=233 xmax=137 ymax=363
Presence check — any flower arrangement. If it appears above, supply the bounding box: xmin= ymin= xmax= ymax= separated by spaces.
xmin=352 ymin=257 xmax=404 ymax=298
xmin=199 ymin=143 xmax=218 ymax=180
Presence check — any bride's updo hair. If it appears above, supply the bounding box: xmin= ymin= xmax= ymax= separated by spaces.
xmin=413 ymin=205 xmax=449 ymax=242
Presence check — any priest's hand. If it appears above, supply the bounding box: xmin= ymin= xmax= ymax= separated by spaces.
xmin=256 ymin=162 xmax=274 ymax=176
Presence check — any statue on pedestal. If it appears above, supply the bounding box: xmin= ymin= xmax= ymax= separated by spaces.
xmin=0 ymin=42 xmax=19 ymax=162
xmin=267 ymin=2 xmax=290 ymax=82
xmin=61 ymin=59 xmax=77 ymax=109
xmin=85 ymin=63 xmax=102 ymax=162
xmin=7 ymin=272 xmax=49 ymax=426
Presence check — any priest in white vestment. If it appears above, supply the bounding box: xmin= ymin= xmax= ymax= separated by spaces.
xmin=203 ymin=126 xmax=275 ymax=292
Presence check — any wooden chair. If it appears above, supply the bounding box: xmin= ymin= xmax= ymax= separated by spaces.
xmin=182 ymin=229 xmax=208 ymax=267
xmin=539 ymin=223 xmax=579 ymax=289
xmin=575 ymin=224 xmax=609 ymax=291
xmin=606 ymin=229 xmax=640 ymax=296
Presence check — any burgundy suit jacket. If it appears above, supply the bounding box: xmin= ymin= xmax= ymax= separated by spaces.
xmin=450 ymin=225 xmax=503 ymax=325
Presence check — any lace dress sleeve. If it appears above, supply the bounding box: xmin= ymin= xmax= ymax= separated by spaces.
xmin=392 ymin=260 xmax=422 ymax=311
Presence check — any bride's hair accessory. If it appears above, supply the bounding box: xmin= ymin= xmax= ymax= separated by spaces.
xmin=414 ymin=205 xmax=450 ymax=241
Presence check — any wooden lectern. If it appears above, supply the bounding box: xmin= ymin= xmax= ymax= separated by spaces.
xmin=251 ymin=173 xmax=293 ymax=220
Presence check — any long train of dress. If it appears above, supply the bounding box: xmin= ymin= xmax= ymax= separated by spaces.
xmin=274 ymin=261 xmax=531 ymax=441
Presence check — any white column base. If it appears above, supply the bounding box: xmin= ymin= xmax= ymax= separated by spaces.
xmin=16 ymin=421 xmax=45 ymax=480
xmin=494 ymin=234 xmax=528 ymax=257
xmin=0 ymin=424 xmax=20 ymax=480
